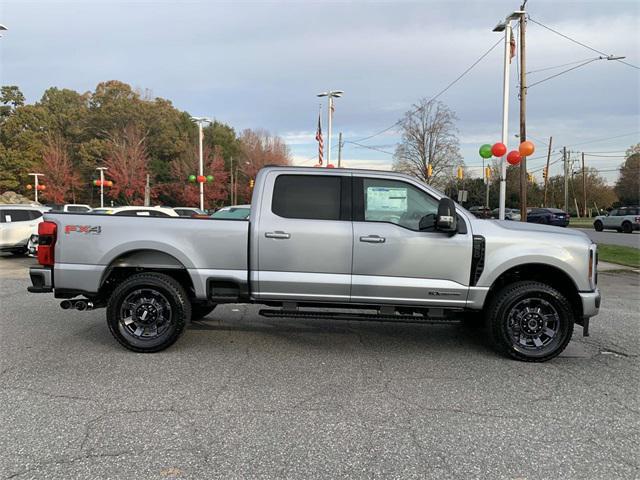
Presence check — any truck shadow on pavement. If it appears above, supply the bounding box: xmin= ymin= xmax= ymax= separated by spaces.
xmin=185 ymin=314 xmax=493 ymax=356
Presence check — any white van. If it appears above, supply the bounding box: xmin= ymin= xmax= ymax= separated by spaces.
xmin=0 ymin=205 xmax=45 ymax=254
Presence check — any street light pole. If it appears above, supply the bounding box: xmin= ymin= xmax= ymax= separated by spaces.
xmin=317 ymin=91 xmax=343 ymax=167
xmin=493 ymin=10 xmax=524 ymax=220
xmin=28 ymin=173 xmax=43 ymax=203
xmin=96 ymin=167 xmax=108 ymax=208
xmin=191 ymin=117 xmax=212 ymax=211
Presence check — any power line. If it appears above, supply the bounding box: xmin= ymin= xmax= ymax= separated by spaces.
xmin=615 ymin=59 xmax=640 ymax=70
xmin=566 ymin=131 xmax=639 ymax=147
xmin=346 ymin=140 xmax=395 ymax=156
xmin=527 ymin=57 xmax=600 ymax=75
xmin=527 ymin=58 xmax=600 ymax=89
xmin=528 ymin=16 xmax=639 ymax=70
xmin=351 ymin=36 xmax=504 ymax=144
xmin=528 ymin=17 xmax=608 ymax=56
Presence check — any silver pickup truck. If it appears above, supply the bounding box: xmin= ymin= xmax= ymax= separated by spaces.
xmin=28 ymin=166 xmax=600 ymax=362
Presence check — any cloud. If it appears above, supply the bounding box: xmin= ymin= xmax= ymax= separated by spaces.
xmin=1 ymin=0 xmax=637 ymax=186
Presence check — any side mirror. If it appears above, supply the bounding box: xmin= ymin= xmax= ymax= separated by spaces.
xmin=436 ymin=197 xmax=457 ymax=233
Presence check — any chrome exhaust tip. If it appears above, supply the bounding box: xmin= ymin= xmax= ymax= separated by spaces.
xmin=74 ymin=300 xmax=87 ymax=311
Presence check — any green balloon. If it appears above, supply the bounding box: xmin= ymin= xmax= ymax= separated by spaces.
xmin=206 ymin=175 xmax=214 ymax=182
xmin=479 ymin=144 xmax=493 ymax=159
xmin=188 ymin=175 xmax=196 ymax=182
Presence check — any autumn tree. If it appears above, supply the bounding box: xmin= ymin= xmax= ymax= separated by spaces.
xmin=238 ymin=129 xmax=291 ymax=202
xmin=104 ymin=125 xmax=150 ymax=205
xmin=392 ymin=99 xmax=463 ymax=188
xmin=615 ymin=145 xmax=640 ymax=206
xmin=164 ymin=145 xmax=229 ymax=209
xmin=38 ymin=135 xmax=82 ymax=204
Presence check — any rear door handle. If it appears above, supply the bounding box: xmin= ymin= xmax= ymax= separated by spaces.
xmin=359 ymin=235 xmax=385 ymax=243
xmin=265 ymin=231 xmax=291 ymax=239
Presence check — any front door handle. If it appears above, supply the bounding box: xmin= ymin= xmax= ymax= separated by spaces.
xmin=359 ymin=235 xmax=386 ymax=243
xmin=265 ymin=231 xmax=291 ymax=239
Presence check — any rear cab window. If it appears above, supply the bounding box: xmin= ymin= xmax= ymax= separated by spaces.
xmin=272 ymin=174 xmax=349 ymax=221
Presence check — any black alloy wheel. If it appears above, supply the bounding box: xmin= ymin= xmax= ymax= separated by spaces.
xmin=486 ymin=281 xmax=574 ymax=362
xmin=106 ymin=272 xmax=191 ymax=352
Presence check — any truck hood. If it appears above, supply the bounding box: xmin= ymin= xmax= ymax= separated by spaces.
xmin=482 ymin=219 xmax=591 ymax=241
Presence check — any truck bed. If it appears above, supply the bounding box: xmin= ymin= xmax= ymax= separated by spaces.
xmin=46 ymin=213 xmax=249 ymax=298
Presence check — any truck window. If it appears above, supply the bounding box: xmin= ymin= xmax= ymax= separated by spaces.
xmin=359 ymin=178 xmax=439 ymax=231
xmin=272 ymin=175 xmax=342 ymax=221
xmin=28 ymin=210 xmax=43 ymax=220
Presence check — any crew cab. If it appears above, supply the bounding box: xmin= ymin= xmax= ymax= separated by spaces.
xmin=28 ymin=167 xmax=601 ymax=362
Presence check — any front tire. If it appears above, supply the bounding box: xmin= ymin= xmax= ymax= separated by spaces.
xmin=594 ymin=220 xmax=603 ymax=232
xmin=486 ymin=281 xmax=574 ymax=362
xmin=106 ymin=272 xmax=191 ymax=353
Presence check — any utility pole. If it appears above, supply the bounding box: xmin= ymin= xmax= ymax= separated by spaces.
xmin=518 ymin=1 xmax=528 ymax=222
xmin=582 ymin=152 xmax=587 ymax=217
xmin=563 ymin=147 xmax=569 ymax=213
xmin=338 ymin=132 xmax=343 ymax=168
xmin=96 ymin=167 xmax=108 ymax=208
xmin=230 ymin=156 xmax=234 ymax=205
xmin=543 ymin=136 xmax=552 ymax=207
xmin=144 ymin=174 xmax=150 ymax=207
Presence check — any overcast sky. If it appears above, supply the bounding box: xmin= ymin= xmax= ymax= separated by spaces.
xmin=1 ymin=0 xmax=638 ymax=181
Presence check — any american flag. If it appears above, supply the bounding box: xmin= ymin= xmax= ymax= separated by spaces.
xmin=315 ymin=111 xmax=323 ymax=165
xmin=509 ymin=31 xmax=516 ymax=63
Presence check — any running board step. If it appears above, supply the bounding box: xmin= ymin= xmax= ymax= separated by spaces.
xmin=258 ymin=309 xmax=461 ymax=325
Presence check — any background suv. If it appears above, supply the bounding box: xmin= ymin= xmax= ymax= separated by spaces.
xmin=594 ymin=207 xmax=640 ymax=233
xmin=0 ymin=205 xmax=44 ymax=254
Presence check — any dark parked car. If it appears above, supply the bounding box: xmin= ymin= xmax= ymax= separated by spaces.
xmin=527 ymin=208 xmax=570 ymax=227
xmin=468 ymin=206 xmax=493 ymax=219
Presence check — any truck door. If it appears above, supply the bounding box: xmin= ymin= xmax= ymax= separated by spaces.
xmin=351 ymin=176 xmax=473 ymax=308
xmin=253 ymin=171 xmax=352 ymax=303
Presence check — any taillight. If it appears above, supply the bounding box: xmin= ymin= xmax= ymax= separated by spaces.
xmin=37 ymin=221 xmax=57 ymax=266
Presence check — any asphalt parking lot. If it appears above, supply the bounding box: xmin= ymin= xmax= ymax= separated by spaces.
xmin=1 ymin=255 xmax=639 ymax=479
xmin=575 ymin=228 xmax=640 ymax=249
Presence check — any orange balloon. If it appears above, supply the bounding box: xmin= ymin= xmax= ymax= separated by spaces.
xmin=519 ymin=141 xmax=535 ymax=157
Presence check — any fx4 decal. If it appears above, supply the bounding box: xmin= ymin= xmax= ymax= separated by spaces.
xmin=65 ymin=225 xmax=102 ymax=235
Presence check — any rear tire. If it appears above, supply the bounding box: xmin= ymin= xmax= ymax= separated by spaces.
xmin=622 ymin=221 xmax=633 ymax=234
xmin=106 ymin=272 xmax=191 ymax=353
xmin=594 ymin=220 xmax=603 ymax=232
xmin=485 ymin=281 xmax=574 ymax=362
